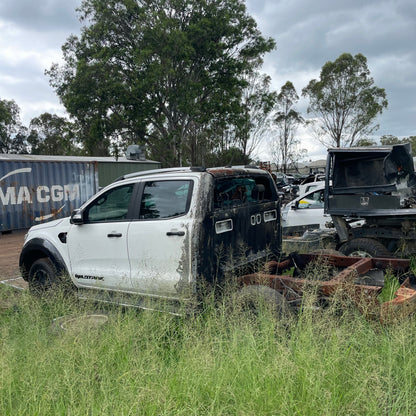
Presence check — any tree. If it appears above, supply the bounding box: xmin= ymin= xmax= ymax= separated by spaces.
xmin=272 ymin=81 xmax=304 ymax=173
xmin=302 ymin=53 xmax=388 ymax=148
xmin=234 ymin=72 xmax=276 ymax=161
xmin=355 ymin=137 xmax=377 ymax=146
xmin=27 ymin=113 xmax=80 ymax=155
xmin=379 ymin=134 xmax=401 ymax=145
xmin=0 ymin=98 xmax=23 ymax=153
xmin=47 ymin=0 xmax=275 ymax=164
xmin=380 ymin=134 xmax=416 ymax=156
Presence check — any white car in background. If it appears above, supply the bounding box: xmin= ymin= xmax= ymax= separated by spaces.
xmin=282 ymin=182 xmax=329 ymax=236
xmin=282 ymin=182 xmax=364 ymax=236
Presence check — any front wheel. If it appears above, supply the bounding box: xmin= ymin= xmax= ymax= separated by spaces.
xmin=339 ymin=238 xmax=392 ymax=258
xmin=28 ymin=258 xmax=59 ymax=294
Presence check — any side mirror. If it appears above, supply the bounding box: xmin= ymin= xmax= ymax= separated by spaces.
xmin=291 ymin=202 xmax=298 ymax=210
xmin=70 ymin=209 xmax=84 ymax=225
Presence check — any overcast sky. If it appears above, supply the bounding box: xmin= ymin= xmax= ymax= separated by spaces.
xmin=0 ymin=0 xmax=415 ymax=160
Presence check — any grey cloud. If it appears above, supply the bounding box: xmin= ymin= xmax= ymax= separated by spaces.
xmin=0 ymin=0 xmax=81 ymax=31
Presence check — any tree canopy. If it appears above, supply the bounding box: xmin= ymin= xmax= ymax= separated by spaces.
xmin=0 ymin=98 xmax=24 ymax=153
xmin=27 ymin=113 xmax=80 ymax=155
xmin=302 ymin=53 xmax=388 ymax=148
xmin=47 ymin=0 xmax=275 ymax=165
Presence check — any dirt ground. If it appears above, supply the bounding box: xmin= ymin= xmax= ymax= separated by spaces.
xmin=0 ymin=230 xmax=28 ymax=289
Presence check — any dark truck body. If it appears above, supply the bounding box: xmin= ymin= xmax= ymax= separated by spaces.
xmin=324 ymin=143 xmax=416 ymax=257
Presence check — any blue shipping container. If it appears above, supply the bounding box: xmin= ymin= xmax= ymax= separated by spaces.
xmin=0 ymin=160 xmax=98 ymax=231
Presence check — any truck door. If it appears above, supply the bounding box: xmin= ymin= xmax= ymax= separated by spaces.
xmin=210 ymin=175 xmax=280 ymax=280
xmin=128 ymin=179 xmax=194 ymax=297
xmin=67 ymin=183 xmax=135 ymax=291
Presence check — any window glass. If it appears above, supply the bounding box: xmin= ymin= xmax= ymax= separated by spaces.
xmin=298 ymin=189 xmax=324 ymax=209
xmin=140 ymin=180 xmax=191 ymax=219
xmin=86 ymin=184 xmax=134 ymax=222
xmin=214 ymin=177 xmax=273 ymax=209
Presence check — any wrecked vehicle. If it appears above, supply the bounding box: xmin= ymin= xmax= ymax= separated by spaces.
xmin=244 ymin=252 xmax=416 ymax=323
xmin=19 ymin=164 xmax=416 ymax=320
xmin=282 ymin=182 xmax=329 ymax=236
xmin=19 ymin=167 xmax=281 ymax=307
xmin=326 ymin=143 xmax=416 ymax=257
xmin=282 ymin=181 xmax=364 ymax=237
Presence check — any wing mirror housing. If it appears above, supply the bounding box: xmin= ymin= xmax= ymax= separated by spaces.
xmin=70 ymin=209 xmax=84 ymax=225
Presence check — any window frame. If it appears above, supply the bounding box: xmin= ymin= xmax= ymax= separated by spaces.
xmin=82 ymin=183 xmax=139 ymax=224
xmin=133 ymin=179 xmax=194 ymax=221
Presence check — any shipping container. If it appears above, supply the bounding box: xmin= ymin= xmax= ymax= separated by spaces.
xmin=0 ymin=154 xmax=161 ymax=232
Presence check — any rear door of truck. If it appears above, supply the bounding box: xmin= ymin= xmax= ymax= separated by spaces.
xmin=208 ymin=171 xmax=281 ymax=279
xmin=127 ymin=177 xmax=195 ymax=297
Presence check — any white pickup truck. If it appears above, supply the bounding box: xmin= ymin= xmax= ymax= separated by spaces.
xmin=19 ymin=167 xmax=281 ymax=307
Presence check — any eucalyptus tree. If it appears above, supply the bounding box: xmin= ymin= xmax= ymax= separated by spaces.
xmin=273 ymin=81 xmax=304 ymax=173
xmin=27 ymin=113 xmax=79 ymax=155
xmin=0 ymin=98 xmax=23 ymax=153
xmin=302 ymin=53 xmax=388 ymax=148
xmin=47 ymin=0 xmax=275 ymax=164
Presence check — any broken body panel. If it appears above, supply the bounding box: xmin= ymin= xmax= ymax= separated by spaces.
xmin=325 ymin=144 xmax=416 ymax=255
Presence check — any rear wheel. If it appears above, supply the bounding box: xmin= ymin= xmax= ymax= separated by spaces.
xmin=28 ymin=258 xmax=59 ymax=294
xmin=339 ymin=238 xmax=392 ymax=258
xmin=233 ymin=285 xmax=291 ymax=318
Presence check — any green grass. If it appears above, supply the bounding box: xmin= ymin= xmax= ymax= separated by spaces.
xmin=1 ymin=284 xmax=416 ymax=415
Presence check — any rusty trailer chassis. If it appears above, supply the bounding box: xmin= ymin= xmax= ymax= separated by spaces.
xmin=242 ymin=253 xmax=416 ymax=322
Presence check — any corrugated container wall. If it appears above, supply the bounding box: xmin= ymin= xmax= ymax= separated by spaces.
xmin=0 ymin=161 xmax=98 ymax=232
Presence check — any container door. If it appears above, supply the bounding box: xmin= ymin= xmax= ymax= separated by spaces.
xmin=128 ymin=179 xmax=194 ymax=297
xmin=67 ymin=183 xmax=135 ymax=291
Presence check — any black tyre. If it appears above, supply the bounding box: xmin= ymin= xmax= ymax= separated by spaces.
xmin=233 ymin=285 xmax=291 ymax=317
xmin=28 ymin=258 xmax=58 ymax=294
xmin=339 ymin=238 xmax=392 ymax=258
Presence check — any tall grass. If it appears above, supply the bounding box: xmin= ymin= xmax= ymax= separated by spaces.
xmin=1 ymin=284 xmax=416 ymax=415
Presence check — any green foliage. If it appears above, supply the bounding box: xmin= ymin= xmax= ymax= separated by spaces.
xmin=47 ymin=0 xmax=275 ymax=164
xmin=380 ymin=134 xmax=416 ymax=156
xmin=2 ymin=285 xmax=416 ymax=415
xmin=27 ymin=113 xmax=81 ymax=155
xmin=302 ymin=53 xmax=388 ymax=148
xmin=355 ymin=137 xmax=377 ymax=146
xmin=377 ymin=270 xmax=401 ymax=303
xmin=0 ymin=98 xmax=28 ymax=153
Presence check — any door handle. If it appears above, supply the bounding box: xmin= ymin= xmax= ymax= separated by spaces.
xmin=107 ymin=233 xmax=122 ymax=238
xmin=166 ymin=230 xmax=185 ymax=236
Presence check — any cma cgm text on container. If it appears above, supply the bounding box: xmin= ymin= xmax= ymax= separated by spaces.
xmin=0 ymin=159 xmax=98 ymax=232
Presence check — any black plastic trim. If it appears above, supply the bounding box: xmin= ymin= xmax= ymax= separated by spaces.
xmin=19 ymin=238 xmax=68 ymax=280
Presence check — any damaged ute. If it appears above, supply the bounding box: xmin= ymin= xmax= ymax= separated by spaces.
xmin=326 ymin=143 xmax=416 ymax=257
xmin=19 ymin=167 xmax=281 ymax=306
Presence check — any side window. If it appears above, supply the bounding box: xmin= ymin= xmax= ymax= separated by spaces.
xmin=85 ymin=184 xmax=134 ymax=222
xmin=139 ymin=180 xmax=192 ymax=219
xmin=298 ymin=189 xmax=324 ymax=209
xmin=214 ymin=176 xmax=274 ymax=209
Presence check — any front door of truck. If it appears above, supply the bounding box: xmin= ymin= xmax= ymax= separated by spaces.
xmin=67 ymin=183 xmax=136 ymax=291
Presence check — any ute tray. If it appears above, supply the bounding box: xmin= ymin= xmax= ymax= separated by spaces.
xmin=242 ymin=253 xmax=416 ymax=322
